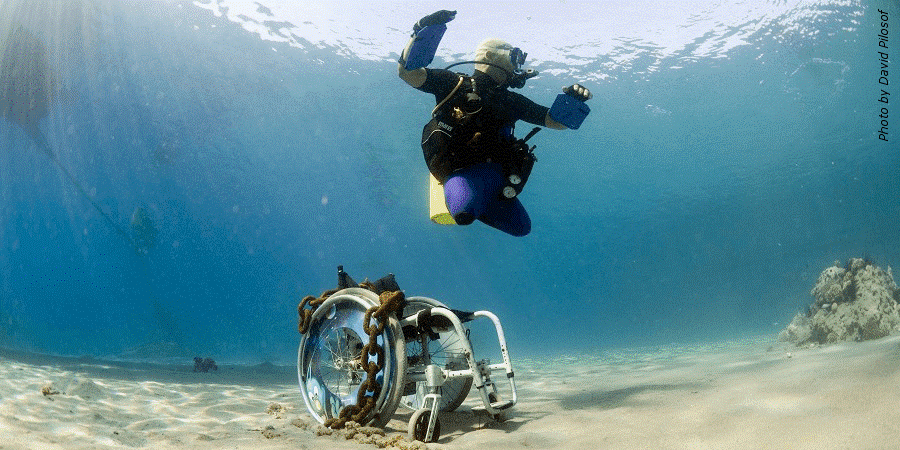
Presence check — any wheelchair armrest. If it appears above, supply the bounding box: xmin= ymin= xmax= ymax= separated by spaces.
xmin=450 ymin=309 xmax=476 ymax=323
xmin=399 ymin=305 xmax=476 ymax=341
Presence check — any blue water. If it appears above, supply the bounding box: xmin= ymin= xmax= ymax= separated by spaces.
xmin=0 ymin=0 xmax=897 ymax=363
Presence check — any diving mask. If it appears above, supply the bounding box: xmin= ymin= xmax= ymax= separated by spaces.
xmin=506 ymin=47 xmax=534 ymax=88
xmin=509 ymin=47 xmax=527 ymax=70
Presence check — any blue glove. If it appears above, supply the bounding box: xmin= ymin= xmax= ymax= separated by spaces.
xmin=402 ymin=11 xmax=455 ymax=70
xmin=413 ymin=10 xmax=456 ymax=35
xmin=550 ymin=85 xmax=592 ymax=129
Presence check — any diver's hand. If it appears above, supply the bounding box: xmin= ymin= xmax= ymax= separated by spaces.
xmin=414 ymin=10 xmax=456 ymax=34
xmin=563 ymin=84 xmax=592 ymax=102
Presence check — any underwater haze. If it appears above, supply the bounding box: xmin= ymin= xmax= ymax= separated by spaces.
xmin=0 ymin=0 xmax=897 ymax=363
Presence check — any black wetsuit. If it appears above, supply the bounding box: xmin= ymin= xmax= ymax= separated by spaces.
xmin=417 ymin=68 xmax=548 ymax=236
xmin=418 ymin=68 xmax=548 ymax=144
xmin=418 ymin=68 xmax=548 ymax=183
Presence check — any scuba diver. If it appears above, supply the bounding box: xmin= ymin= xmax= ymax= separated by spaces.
xmin=398 ymin=10 xmax=592 ymax=237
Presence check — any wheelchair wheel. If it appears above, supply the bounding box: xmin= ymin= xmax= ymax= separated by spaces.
xmin=399 ymin=297 xmax=472 ymax=413
xmin=409 ymin=407 xmax=441 ymax=443
xmin=297 ymin=288 xmax=406 ymax=428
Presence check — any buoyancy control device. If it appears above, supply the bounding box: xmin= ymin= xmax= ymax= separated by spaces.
xmin=421 ymin=74 xmax=540 ymax=199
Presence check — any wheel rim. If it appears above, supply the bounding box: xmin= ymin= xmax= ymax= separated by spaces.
xmin=298 ymin=292 xmax=401 ymax=425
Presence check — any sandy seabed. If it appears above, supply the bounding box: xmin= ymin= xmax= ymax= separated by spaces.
xmin=1 ymin=334 xmax=898 ymax=450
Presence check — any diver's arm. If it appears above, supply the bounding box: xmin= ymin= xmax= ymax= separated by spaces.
xmin=397 ymin=10 xmax=456 ymax=89
xmin=544 ymin=114 xmax=567 ymax=130
xmin=514 ymin=95 xmax=566 ymax=129
xmin=398 ymin=66 xmax=427 ymax=88
xmin=398 ymin=36 xmax=427 ymax=88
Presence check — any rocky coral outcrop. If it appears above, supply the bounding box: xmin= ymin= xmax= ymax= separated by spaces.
xmin=779 ymin=258 xmax=900 ymax=345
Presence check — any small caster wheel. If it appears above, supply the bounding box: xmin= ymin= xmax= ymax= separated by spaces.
xmin=408 ymin=408 xmax=441 ymax=443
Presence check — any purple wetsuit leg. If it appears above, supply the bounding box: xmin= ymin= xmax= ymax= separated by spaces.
xmin=442 ymin=163 xmax=531 ymax=237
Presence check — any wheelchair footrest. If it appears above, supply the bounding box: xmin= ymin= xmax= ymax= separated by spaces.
xmin=472 ymin=399 xmax=514 ymax=413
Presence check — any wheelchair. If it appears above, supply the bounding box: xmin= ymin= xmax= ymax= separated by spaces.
xmin=297 ymin=269 xmax=517 ymax=443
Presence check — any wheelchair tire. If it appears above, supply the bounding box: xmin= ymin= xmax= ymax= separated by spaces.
xmin=409 ymin=407 xmax=441 ymax=443
xmin=297 ymin=288 xmax=406 ymax=428
xmin=399 ymin=297 xmax=472 ymax=413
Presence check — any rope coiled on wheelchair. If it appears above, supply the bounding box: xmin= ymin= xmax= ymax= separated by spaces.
xmin=297 ymin=284 xmax=405 ymax=429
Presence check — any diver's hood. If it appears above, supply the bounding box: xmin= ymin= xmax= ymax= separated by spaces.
xmin=474 ymin=39 xmax=517 ymax=85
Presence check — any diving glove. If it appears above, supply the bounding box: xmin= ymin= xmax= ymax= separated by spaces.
xmin=413 ymin=10 xmax=456 ymax=35
xmin=563 ymin=84 xmax=593 ymax=102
